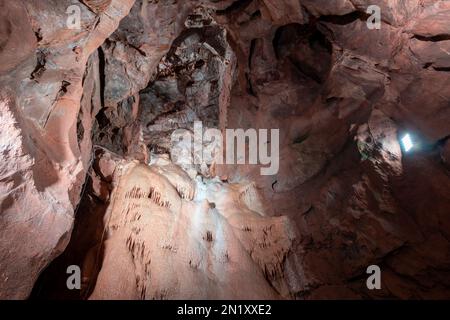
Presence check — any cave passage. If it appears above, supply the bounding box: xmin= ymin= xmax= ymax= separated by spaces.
xmin=0 ymin=0 xmax=449 ymax=301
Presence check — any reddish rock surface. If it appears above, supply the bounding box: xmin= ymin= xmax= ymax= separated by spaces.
xmin=0 ymin=0 xmax=134 ymax=299
xmin=1 ymin=0 xmax=449 ymax=299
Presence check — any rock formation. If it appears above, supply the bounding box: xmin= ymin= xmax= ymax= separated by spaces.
xmin=0 ymin=0 xmax=449 ymax=299
xmin=0 ymin=0 xmax=135 ymax=299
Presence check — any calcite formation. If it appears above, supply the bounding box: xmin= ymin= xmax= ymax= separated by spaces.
xmin=0 ymin=0 xmax=449 ymax=299
xmin=89 ymin=160 xmax=297 ymax=299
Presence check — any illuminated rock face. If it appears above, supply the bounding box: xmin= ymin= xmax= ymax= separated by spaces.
xmin=2 ymin=0 xmax=450 ymax=300
xmin=89 ymin=161 xmax=297 ymax=299
xmin=0 ymin=0 xmax=135 ymax=299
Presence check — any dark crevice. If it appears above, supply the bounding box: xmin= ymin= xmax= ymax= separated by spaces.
xmin=413 ymin=34 xmax=450 ymax=42
xmin=250 ymin=10 xmax=261 ymax=19
xmin=288 ymin=56 xmax=322 ymax=84
xmin=436 ymin=135 xmax=450 ymax=148
xmin=433 ymin=66 xmax=450 ymax=72
xmin=60 ymin=80 xmax=71 ymax=95
xmin=30 ymin=49 xmax=47 ymax=80
xmin=216 ymin=0 xmax=254 ymax=16
xmin=128 ymin=42 xmax=147 ymax=57
xmin=34 ymin=28 xmax=43 ymax=42
xmin=95 ymin=108 xmax=111 ymax=129
xmin=273 ymin=23 xmax=332 ymax=83
xmin=246 ymin=72 xmax=256 ymax=96
xmin=319 ymin=11 xmax=370 ymax=25
xmin=97 ymin=46 xmax=106 ymax=108
xmin=248 ymin=38 xmax=257 ymax=68
xmin=246 ymin=39 xmax=257 ymax=96
xmin=293 ymin=132 xmax=310 ymax=145
xmin=77 ymin=117 xmax=85 ymax=146
xmin=272 ymin=28 xmax=283 ymax=60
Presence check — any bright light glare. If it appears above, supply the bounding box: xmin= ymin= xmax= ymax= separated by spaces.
xmin=401 ymin=134 xmax=413 ymax=152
